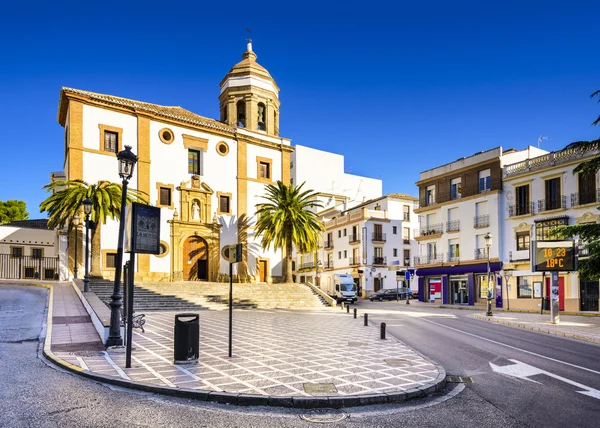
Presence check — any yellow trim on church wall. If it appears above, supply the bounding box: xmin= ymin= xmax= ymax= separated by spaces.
xmin=183 ymin=134 xmax=208 ymax=151
xmin=156 ymin=183 xmax=175 ymax=209
xmin=97 ymin=124 xmax=123 ymax=155
xmin=68 ymin=101 xmax=83 ymax=180
xmin=256 ymin=156 xmax=273 ymax=183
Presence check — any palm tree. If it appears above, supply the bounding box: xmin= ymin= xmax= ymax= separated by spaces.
xmin=40 ymin=179 xmax=147 ymax=274
xmin=254 ymin=181 xmax=324 ymax=283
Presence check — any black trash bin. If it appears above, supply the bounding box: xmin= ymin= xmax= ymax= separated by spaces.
xmin=174 ymin=313 xmax=199 ymax=363
xmin=542 ymin=297 xmax=550 ymax=311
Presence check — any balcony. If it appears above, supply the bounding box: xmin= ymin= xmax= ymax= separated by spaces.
xmin=418 ymin=223 xmax=443 ymax=238
xmin=323 ymin=261 xmax=334 ymax=270
xmin=299 ymin=262 xmax=315 ymax=270
xmin=404 ymin=258 xmax=411 ymax=267
xmin=474 ymin=248 xmax=488 ymax=260
xmin=508 ymin=202 xmax=535 ymax=217
xmin=447 ymin=252 xmax=460 ymax=263
xmin=504 ymin=145 xmax=597 ymax=178
xmin=349 ymin=257 xmax=360 ymax=266
xmin=509 ymin=249 xmax=530 ymax=261
xmin=324 ymin=239 xmax=333 ymax=249
xmin=403 ymin=212 xmax=410 ymax=221
xmin=403 ymin=238 xmax=410 ymax=244
xmin=474 ymin=214 xmax=490 ymax=228
xmin=372 ymin=232 xmax=387 ymax=242
xmin=446 ymin=220 xmax=460 ymax=232
xmin=571 ymin=190 xmax=600 ymax=207
xmin=349 ymin=234 xmax=360 ymax=244
xmin=419 ymin=196 xmax=437 ymax=208
xmin=538 ymin=196 xmax=567 ymax=212
xmin=461 ymin=178 xmax=502 ymax=196
xmin=414 ymin=254 xmax=443 ymax=265
xmin=373 ymin=256 xmax=387 ymax=265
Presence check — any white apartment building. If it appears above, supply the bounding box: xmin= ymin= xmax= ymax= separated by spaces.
xmin=413 ymin=146 xmax=546 ymax=306
xmin=502 ymin=145 xmax=599 ymax=312
xmin=296 ymin=194 xmax=418 ymax=297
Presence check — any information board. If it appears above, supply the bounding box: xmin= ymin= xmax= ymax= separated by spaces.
xmin=532 ymin=240 xmax=576 ymax=272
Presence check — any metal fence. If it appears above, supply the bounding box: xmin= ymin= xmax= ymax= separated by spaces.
xmin=0 ymin=254 xmax=60 ymax=280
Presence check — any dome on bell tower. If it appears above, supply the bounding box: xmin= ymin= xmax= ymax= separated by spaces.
xmin=219 ymin=41 xmax=280 ymax=135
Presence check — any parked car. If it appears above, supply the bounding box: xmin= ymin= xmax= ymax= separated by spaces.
xmin=368 ymin=289 xmax=412 ymax=301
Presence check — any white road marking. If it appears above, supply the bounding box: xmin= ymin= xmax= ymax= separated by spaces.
xmin=491 ymin=359 xmax=600 ymax=400
xmin=102 ymin=351 xmax=130 ymax=380
xmin=75 ymin=356 xmax=89 ymax=371
xmin=419 ymin=317 xmax=600 ymax=375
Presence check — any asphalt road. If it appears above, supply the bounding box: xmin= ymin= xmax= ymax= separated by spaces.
xmin=2 ymin=283 xmax=596 ymax=427
xmin=357 ymin=300 xmax=600 ymax=428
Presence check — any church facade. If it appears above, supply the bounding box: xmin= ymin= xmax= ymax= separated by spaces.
xmin=56 ymin=42 xmax=293 ymax=283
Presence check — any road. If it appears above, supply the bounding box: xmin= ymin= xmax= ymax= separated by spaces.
xmin=358 ymin=300 xmax=600 ymax=428
xmin=2 ymin=284 xmax=597 ymax=427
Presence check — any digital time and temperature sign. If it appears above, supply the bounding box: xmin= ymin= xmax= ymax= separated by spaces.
xmin=532 ymin=240 xmax=577 ymax=272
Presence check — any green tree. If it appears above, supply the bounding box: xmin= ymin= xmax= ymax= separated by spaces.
xmin=254 ymin=181 xmax=324 ymax=283
xmin=553 ymin=90 xmax=600 ymax=278
xmin=40 ymin=179 xmax=147 ymax=274
xmin=0 ymin=200 xmax=29 ymax=224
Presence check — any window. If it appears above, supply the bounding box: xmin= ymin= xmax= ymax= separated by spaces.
xmin=476 ymin=234 xmax=488 ymax=259
xmin=393 ymin=248 xmax=398 ymax=257
xmin=237 ymin=100 xmax=246 ymax=127
xmin=374 ymin=247 xmax=383 ymax=258
xmin=216 ymin=142 xmax=229 ymax=156
xmin=338 ymin=251 xmax=342 ymax=260
xmin=338 ymin=230 xmax=341 ymax=238
xmin=158 ymin=128 xmax=174 ymax=144
xmin=578 ymin=172 xmax=597 ymax=205
xmin=104 ymin=131 xmax=118 ymax=153
xmin=159 ymin=187 xmax=171 ymax=207
xmin=343 ymin=229 xmax=347 ymax=237
xmin=257 ymin=157 xmax=272 ymax=181
xmin=11 ymin=247 xmax=23 ymax=257
xmin=257 ymin=102 xmax=266 ymax=131
xmin=259 ymin=162 xmax=270 ymax=179
xmin=544 ymin=177 xmax=561 ymax=210
xmin=218 ymin=193 xmax=231 ymax=215
xmin=32 ymin=248 xmax=43 ymax=259
xmin=450 ymin=177 xmax=462 ymax=200
xmin=188 ymin=149 xmax=203 ymax=175
xmin=427 ymin=243 xmax=437 ymax=259
xmin=343 ymin=250 xmax=347 ymax=258
xmin=403 ymin=205 xmax=410 ymax=220
xmin=478 ymin=169 xmax=491 ymax=193
xmin=535 ymin=217 xmax=568 ymax=241
xmin=517 ymin=277 xmax=532 ymax=298
xmin=449 ymin=239 xmax=460 ymax=260
xmin=516 ymin=232 xmax=530 ymax=251
xmin=105 ymin=253 xmax=117 ymax=268
xmin=404 ymin=249 xmax=410 ymax=266
xmin=24 ymin=267 xmax=35 ymax=279
xmin=426 ymin=185 xmax=436 ymax=206
xmin=393 ymin=226 xmax=397 ymax=235
xmin=515 ymin=184 xmax=530 ymax=215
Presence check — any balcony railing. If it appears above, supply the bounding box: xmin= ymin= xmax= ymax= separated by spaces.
xmin=299 ymin=262 xmax=315 ymax=270
xmin=571 ymin=190 xmax=600 ymax=207
xmin=404 ymin=258 xmax=411 ymax=267
xmin=474 ymin=248 xmax=488 ymax=260
xmin=419 ymin=223 xmax=443 ymax=236
xmin=474 ymin=214 xmax=490 ymax=228
xmin=349 ymin=234 xmax=360 ymax=244
xmin=447 ymin=252 xmax=460 ymax=263
xmin=446 ymin=220 xmax=460 ymax=232
xmin=579 ymin=244 xmax=590 ymax=258
xmin=372 ymin=233 xmax=387 ymax=242
xmin=349 ymin=257 xmax=360 ymax=266
xmin=324 ymin=240 xmax=333 ymax=249
xmin=538 ymin=196 xmax=567 ymax=212
xmin=403 ymin=238 xmax=410 ymax=244
xmin=504 ymin=145 xmax=597 ymax=178
xmin=419 ymin=195 xmax=437 ymax=207
xmin=373 ymin=256 xmax=387 ymax=265
xmin=403 ymin=212 xmax=410 ymax=221
xmin=508 ymin=202 xmax=535 ymax=217
xmin=323 ymin=261 xmax=334 ymax=270
xmin=414 ymin=254 xmax=443 ymax=265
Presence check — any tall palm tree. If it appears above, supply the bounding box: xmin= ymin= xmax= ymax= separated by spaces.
xmin=254 ymin=181 xmax=324 ymax=283
xmin=40 ymin=179 xmax=147 ymax=274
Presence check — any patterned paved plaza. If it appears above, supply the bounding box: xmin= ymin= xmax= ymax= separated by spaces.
xmin=56 ymin=309 xmax=442 ymax=397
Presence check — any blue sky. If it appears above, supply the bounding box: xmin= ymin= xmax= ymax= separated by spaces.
xmin=1 ymin=0 xmax=598 ymax=218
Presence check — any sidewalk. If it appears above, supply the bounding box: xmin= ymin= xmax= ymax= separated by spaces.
xmin=41 ymin=281 xmax=446 ymax=408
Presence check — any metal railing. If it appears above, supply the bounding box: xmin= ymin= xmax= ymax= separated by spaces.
xmin=571 ymin=190 xmax=600 ymax=207
xmin=403 ymin=212 xmax=410 ymax=221
xmin=0 ymin=254 xmax=60 ymax=280
xmin=446 ymin=220 xmax=460 ymax=232
xmin=447 ymin=251 xmax=460 ymax=263
xmin=299 ymin=262 xmax=315 ymax=270
xmin=474 ymin=248 xmax=488 ymax=260
xmin=414 ymin=254 xmax=443 ymax=265
xmin=324 ymin=240 xmax=333 ymax=249
xmin=419 ymin=223 xmax=443 ymax=236
xmin=373 ymin=256 xmax=387 ymax=265
xmin=349 ymin=234 xmax=360 ymax=244
xmin=323 ymin=261 xmax=334 ymax=269
xmin=538 ymin=196 xmax=567 ymax=212
xmin=504 ymin=145 xmax=597 ymax=178
xmin=474 ymin=214 xmax=490 ymax=228
xmin=419 ymin=195 xmax=437 ymax=207
xmin=349 ymin=257 xmax=360 ymax=266
xmin=372 ymin=233 xmax=387 ymax=242
xmin=508 ymin=202 xmax=535 ymax=217
xmin=403 ymin=238 xmax=410 ymax=244
xmin=404 ymin=258 xmax=411 ymax=267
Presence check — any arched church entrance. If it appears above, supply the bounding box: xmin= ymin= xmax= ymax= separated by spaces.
xmin=183 ymin=236 xmax=209 ymax=281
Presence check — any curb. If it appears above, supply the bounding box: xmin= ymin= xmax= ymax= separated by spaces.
xmin=473 ymin=313 xmax=600 ymax=345
xmin=39 ymin=284 xmax=447 ymax=409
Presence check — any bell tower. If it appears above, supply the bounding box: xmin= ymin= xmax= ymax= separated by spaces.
xmin=219 ymin=38 xmax=280 ymax=136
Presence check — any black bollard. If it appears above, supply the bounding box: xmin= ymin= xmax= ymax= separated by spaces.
xmin=353 ymin=308 xmax=357 ymax=319
xmin=364 ymin=313 xmax=369 ymax=326
xmin=346 ymin=304 xmax=350 ymax=314
xmin=381 ymin=322 xmax=386 ymax=339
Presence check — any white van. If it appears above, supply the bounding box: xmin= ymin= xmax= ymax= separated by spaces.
xmin=323 ymin=274 xmax=357 ymax=304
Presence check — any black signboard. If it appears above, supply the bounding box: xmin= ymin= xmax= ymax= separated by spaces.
xmin=125 ymin=203 xmax=161 ymax=254
xmin=532 ymin=240 xmax=576 ymax=272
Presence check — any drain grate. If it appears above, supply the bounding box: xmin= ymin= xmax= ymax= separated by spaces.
xmin=446 ymin=375 xmax=473 ymax=383
xmin=304 ymin=383 xmax=338 ymax=394
xmin=300 ymin=409 xmax=349 ymax=423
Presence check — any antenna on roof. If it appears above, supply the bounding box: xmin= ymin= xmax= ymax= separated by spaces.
xmin=537 ymin=134 xmax=548 ymax=148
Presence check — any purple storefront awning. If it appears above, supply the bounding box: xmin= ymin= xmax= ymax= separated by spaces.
xmin=416 ymin=262 xmax=502 ymax=277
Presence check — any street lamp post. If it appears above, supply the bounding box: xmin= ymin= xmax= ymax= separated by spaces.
xmin=504 ymin=270 xmax=512 ymax=311
xmin=485 ymin=232 xmax=493 ymax=316
xmin=107 ymin=145 xmax=138 ymax=347
xmin=73 ymin=215 xmax=80 ymax=279
xmin=82 ymin=200 xmax=92 ymax=292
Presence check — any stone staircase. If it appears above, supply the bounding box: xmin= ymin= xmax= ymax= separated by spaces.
xmin=89 ymin=280 xmax=329 ymax=312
